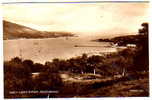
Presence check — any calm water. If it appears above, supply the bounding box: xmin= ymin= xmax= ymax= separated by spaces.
xmin=4 ymin=36 xmax=117 ymax=64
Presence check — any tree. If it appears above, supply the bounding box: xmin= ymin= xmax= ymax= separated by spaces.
xmin=11 ymin=57 xmax=22 ymax=63
xmin=22 ymin=59 xmax=34 ymax=73
xmin=138 ymin=22 xmax=148 ymax=35
xmin=4 ymin=60 xmax=33 ymax=98
xmin=33 ymin=70 xmax=63 ymax=91
xmin=134 ymin=22 xmax=149 ymax=71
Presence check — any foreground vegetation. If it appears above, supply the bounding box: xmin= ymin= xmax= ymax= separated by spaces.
xmin=4 ymin=45 xmax=148 ymax=98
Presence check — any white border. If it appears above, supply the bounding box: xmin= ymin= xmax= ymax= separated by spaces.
xmin=0 ymin=2 xmax=4 ymax=100
xmin=0 ymin=0 xmax=151 ymax=100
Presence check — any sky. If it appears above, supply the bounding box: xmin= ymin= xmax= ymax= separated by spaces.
xmin=2 ymin=1 xmax=149 ymax=36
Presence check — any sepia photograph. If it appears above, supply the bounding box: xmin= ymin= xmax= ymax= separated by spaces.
xmin=3 ymin=1 xmax=149 ymax=98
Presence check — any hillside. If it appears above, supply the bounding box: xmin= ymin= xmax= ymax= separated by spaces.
xmin=3 ymin=20 xmax=74 ymax=40
xmin=94 ymin=34 xmax=148 ymax=46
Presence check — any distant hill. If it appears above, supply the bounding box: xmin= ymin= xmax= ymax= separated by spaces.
xmin=94 ymin=34 xmax=148 ymax=46
xmin=3 ymin=20 xmax=74 ymax=40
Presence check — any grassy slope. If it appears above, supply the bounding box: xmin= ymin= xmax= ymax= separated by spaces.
xmin=81 ymin=75 xmax=149 ymax=97
xmin=57 ymin=71 xmax=149 ymax=97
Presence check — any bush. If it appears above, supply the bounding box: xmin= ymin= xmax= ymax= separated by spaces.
xmin=4 ymin=58 xmax=63 ymax=98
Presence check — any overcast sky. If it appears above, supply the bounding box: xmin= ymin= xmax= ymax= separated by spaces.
xmin=3 ymin=1 xmax=149 ymax=36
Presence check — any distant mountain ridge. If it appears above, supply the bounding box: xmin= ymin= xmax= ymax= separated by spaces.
xmin=3 ymin=20 xmax=74 ymax=40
